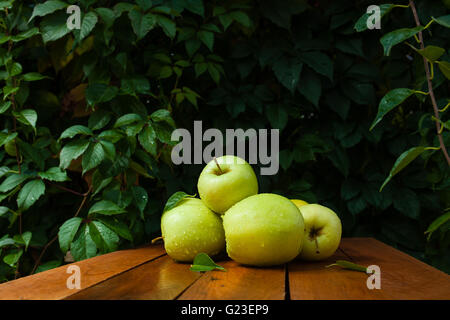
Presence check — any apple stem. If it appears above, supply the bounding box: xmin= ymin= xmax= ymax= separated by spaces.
xmin=213 ymin=157 xmax=223 ymax=174
xmin=151 ymin=236 xmax=163 ymax=244
xmin=315 ymin=238 xmax=320 ymax=254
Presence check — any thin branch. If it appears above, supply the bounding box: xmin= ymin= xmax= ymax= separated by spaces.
xmin=409 ymin=0 xmax=450 ymax=166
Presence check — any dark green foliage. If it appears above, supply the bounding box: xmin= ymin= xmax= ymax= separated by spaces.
xmin=0 ymin=0 xmax=449 ymax=281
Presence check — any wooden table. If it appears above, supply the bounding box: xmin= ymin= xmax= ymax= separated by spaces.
xmin=0 ymin=238 xmax=449 ymax=300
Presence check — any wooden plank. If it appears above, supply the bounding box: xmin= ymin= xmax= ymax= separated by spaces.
xmin=288 ymin=243 xmax=380 ymax=300
xmin=66 ymin=255 xmax=203 ymax=300
xmin=178 ymin=258 xmax=286 ymax=300
xmin=339 ymin=237 xmax=450 ymax=300
xmin=0 ymin=244 xmax=165 ymax=300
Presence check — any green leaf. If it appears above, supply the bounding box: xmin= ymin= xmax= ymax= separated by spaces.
xmin=88 ymin=200 xmax=126 ymax=216
xmin=416 ymin=45 xmax=445 ymax=62
xmin=370 ymin=88 xmax=415 ymax=130
xmin=96 ymin=217 xmax=132 ymax=241
xmin=85 ymin=83 xmax=119 ymax=106
xmin=425 ymin=210 xmax=450 ymax=240
xmin=17 ymin=179 xmax=45 ymax=211
xmin=131 ymin=185 xmax=148 ymax=215
xmin=88 ymin=221 xmax=119 ymax=252
xmin=151 ymin=109 xmax=175 ymax=127
xmin=230 ymin=11 xmax=252 ymax=27
xmin=197 ymin=30 xmax=214 ymax=51
xmin=163 ymin=191 xmax=195 ymax=212
xmin=12 ymin=28 xmax=40 ymax=42
xmin=59 ymin=139 xmax=90 ymax=169
xmin=59 ymin=125 xmax=93 ymax=140
xmin=29 ymin=0 xmax=68 ymax=21
xmin=380 ymin=146 xmax=427 ymax=192
xmin=0 ymin=101 xmax=11 ymax=114
xmin=190 ymin=253 xmax=226 ymax=272
xmin=138 ymin=125 xmax=157 ymax=156
xmin=3 ymin=249 xmax=23 ymax=267
xmin=14 ymin=231 xmax=32 ymax=251
xmin=380 ymin=26 xmax=424 ymax=56
xmin=88 ymin=110 xmax=112 ymax=131
xmin=15 ymin=109 xmax=37 ymax=131
xmin=354 ymin=4 xmax=394 ymax=32
xmin=70 ymin=224 xmax=97 ymax=261
xmin=82 ymin=142 xmax=105 ymax=174
xmin=432 ymin=15 xmax=450 ymax=28
xmin=393 ymin=188 xmax=420 ymax=219
xmin=0 ymin=206 xmax=9 ymax=217
xmin=95 ymin=7 xmax=116 ymax=29
xmin=22 ymin=72 xmax=49 ymax=81
xmin=79 ymin=11 xmax=98 ymax=41
xmin=35 ymin=260 xmax=62 ymax=274
xmin=298 ymin=68 xmax=321 ymax=107
xmin=40 ymin=11 xmax=71 ymax=43
xmin=114 ymin=113 xmax=143 ymax=128
xmin=437 ymin=61 xmax=450 ymax=80
xmin=326 ymin=260 xmax=368 ymax=273
xmin=128 ymin=9 xmax=156 ymax=40
xmin=99 ymin=140 xmax=116 ymax=160
xmin=58 ymin=217 xmax=83 ymax=254
xmin=0 ymin=132 xmax=17 ymax=148
xmin=38 ymin=167 xmax=69 ymax=182
xmin=266 ymin=105 xmax=288 ymax=130
xmin=157 ymin=16 xmax=176 ymax=39
xmin=184 ymin=0 xmax=204 ymax=17
xmin=300 ymin=52 xmax=333 ymax=81
xmin=272 ymin=57 xmax=302 ymax=93
xmin=0 ymin=237 xmax=15 ymax=248
xmin=0 ymin=173 xmax=30 ymax=193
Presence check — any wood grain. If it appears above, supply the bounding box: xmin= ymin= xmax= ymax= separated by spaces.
xmin=65 ymin=255 xmax=203 ymax=300
xmin=339 ymin=237 xmax=450 ymax=300
xmin=178 ymin=258 xmax=286 ymax=300
xmin=0 ymin=244 xmax=165 ymax=300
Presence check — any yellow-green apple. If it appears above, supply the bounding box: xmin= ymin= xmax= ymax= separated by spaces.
xmin=161 ymin=198 xmax=225 ymax=262
xmin=297 ymin=204 xmax=342 ymax=261
xmin=291 ymin=199 xmax=308 ymax=207
xmin=223 ymin=193 xmax=304 ymax=266
xmin=197 ymin=155 xmax=258 ymax=214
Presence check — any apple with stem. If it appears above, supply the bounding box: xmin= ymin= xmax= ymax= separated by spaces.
xmin=197 ymin=155 xmax=258 ymax=214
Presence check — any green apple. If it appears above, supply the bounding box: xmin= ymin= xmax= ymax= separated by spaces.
xmin=197 ymin=155 xmax=258 ymax=214
xmin=161 ymin=198 xmax=225 ymax=262
xmin=223 ymin=193 xmax=304 ymax=266
xmin=296 ymin=204 xmax=342 ymax=261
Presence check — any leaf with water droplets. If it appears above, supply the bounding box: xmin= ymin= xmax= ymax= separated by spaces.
xmin=17 ymin=179 xmax=45 ymax=211
xmin=326 ymin=260 xmax=369 ymax=273
xmin=163 ymin=191 xmax=196 ymax=212
xmin=190 ymin=253 xmax=226 ymax=272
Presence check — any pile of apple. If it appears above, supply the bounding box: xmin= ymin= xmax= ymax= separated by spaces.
xmin=160 ymin=155 xmax=342 ymax=266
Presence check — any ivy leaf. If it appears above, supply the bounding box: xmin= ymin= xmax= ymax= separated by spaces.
xmin=432 ymin=15 xmax=450 ymax=28
xmin=58 ymin=217 xmax=83 ymax=254
xmin=370 ymin=88 xmax=416 ymax=130
xmin=82 ymin=142 xmax=106 ymax=174
xmin=70 ymin=224 xmax=97 ymax=261
xmin=38 ymin=167 xmax=70 ymax=182
xmin=29 ymin=0 xmax=67 ymax=22
xmin=163 ymin=191 xmax=196 ymax=212
xmin=380 ymin=26 xmax=424 ymax=56
xmin=190 ymin=253 xmax=226 ymax=272
xmin=88 ymin=221 xmax=119 ymax=252
xmin=380 ymin=146 xmax=427 ymax=192
xmin=326 ymin=260 xmax=368 ymax=273
xmin=59 ymin=139 xmax=90 ymax=170
xmin=88 ymin=200 xmax=126 ymax=216
xmin=128 ymin=9 xmax=156 ymax=40
xmin=17 ymin=179 xmax=46 ymax=211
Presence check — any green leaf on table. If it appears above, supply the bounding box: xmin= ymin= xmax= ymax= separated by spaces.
xmin=190 ymin=253 xmax=226 ymax=272
xmin=88 ymin=200 xmax=126 ymax=216
xmin=163 ymin=191 xmax=195 ymax=212
xmin=379 ymin=146 xmax=427 ymax=192
xmin=425 ymin=210 xmax=450 ymax=241
xmin=82 ymin=142 xmax=105 ymax=174
xmin=59 ymin=139 xmax=90 ymax=169
xmin=370 ymin=88 xmax=415 ymax=130
xmin=437 ymin=61 xmax=450 ymax=80
xmin=59 ymin=125 xmax=93 ymax=140
xmin=416 ymin=45 xmax=445 ymax=62
xmin=380 ymin=26 xmax=424 ymax=56
xmin=354 ymin=4 xmax=394 ymax=32
xmin=29 ymin=0 xmax=67 ymax=21
xmin=88 ymin=220 xmax=119 ymax=252
xmin=326 ymin=260 xmax=368 ymax=273
xmin=70 ymin=224 xmax=97 ymax=261
xmin=432 ymin=15 xmax=450 ymax=28
xmin=38 ymin=167 xmax=69 ymax=182
xmin=128 ymin=9 xmax=156 ymax=40
xmin=58 ymin=217 xmax=83 ymax=254
xmin=17 ymin=179 xmax=45 ymax=211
